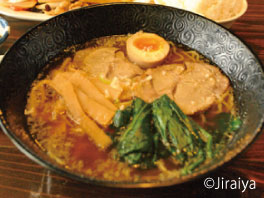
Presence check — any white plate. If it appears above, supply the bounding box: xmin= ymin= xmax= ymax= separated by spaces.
xmin=0 ymin=1 xmax=152 ymax=21
xmin=0 ymin=5 xmax=53 ymax=21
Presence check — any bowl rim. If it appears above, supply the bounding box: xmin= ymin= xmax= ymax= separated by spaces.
xmin=0 ymin=2 xmax=263 ymax=188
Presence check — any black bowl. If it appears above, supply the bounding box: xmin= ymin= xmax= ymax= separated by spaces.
xmin=0 ymin=3 xmax=263 ymax=187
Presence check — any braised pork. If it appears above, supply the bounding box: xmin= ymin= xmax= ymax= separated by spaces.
xmin=173 ymin=62 xmax=229 ymax=115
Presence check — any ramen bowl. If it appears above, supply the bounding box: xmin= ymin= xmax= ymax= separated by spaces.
xmin=0 ymin=3 xmax=263 ymax=188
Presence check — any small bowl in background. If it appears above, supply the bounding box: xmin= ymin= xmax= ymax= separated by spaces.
xmin=217 ymin=0 xmax=248 ymax=28
xmin=154 ymin=0 xmax=248 ymax=28
xmin=0 ymin=16 xmax=9 ymax=45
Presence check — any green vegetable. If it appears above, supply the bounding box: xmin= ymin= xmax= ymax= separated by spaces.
xmin=116 ymin=98 xmax=156 ymax=168
xmin=152 ymin=95 xmax=212 ymax=174
xmin=112 ymin=106 xmax=132 ymax=129
xmin=112 ymin=95 xmax=242 ymax=175
xmin=230 ymin=116 xmax=242 ymax=131
xmin=209 ymin=112 xmax=242 ymax=144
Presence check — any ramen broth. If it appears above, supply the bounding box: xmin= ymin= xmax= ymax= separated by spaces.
xmin=25 ymin=34 xmax=237 ymax=182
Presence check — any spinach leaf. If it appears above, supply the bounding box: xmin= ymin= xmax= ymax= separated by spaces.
xmin=112 ymin=95 xmax=241 ymax=174
xmin=112 ymin=106 xmax=133 ymax=129
xmin=210 ymin=112 xmax=242 ymax=144
xmin=152 ymin=95 xmax=212 ymax=174
xmin=116 ymin=98 xmax=156 ymax=168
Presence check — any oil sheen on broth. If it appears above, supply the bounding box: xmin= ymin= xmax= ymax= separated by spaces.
xmin=25 ymin=32 xmax=239 ymax=182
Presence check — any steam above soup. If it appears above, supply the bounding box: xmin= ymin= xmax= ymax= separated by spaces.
xmin=25 ymin=32 xmax=241 ymax=181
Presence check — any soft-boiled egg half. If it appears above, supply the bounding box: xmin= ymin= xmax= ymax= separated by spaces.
xmin=126 ymin=31 xmax=170 ymax=69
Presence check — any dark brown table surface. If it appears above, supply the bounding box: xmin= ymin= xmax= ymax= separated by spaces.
xmin=0 ymin=0 xmax=264 ymax=197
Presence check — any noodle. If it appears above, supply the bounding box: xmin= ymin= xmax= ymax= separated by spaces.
xmin=171 ymin=44 xmax=184 ymax=62
xmin=166 ymin=42 xmax=203 ymax=64
xmin=214 ymin=87 xmax=234 ymax=114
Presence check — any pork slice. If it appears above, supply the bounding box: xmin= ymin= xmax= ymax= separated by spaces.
xmin=174 ymin=62 xmax=229 ymax=115
xmin=147 ymin=63 xmax=185 ymax=98
xmin=72 ymin=47 xmax=94 ymax=67
xmin=107 ymin=51 xmax=143 ymax=79
xmin=132 ymin=75 xmax=160 ymax=103
xmin=122 ymin=63 xmax=185 ymax=103
xmin=202 ymin=63 xmax=230 ymax=97
xmin=81 ymin=47 xmax=117 ymax=77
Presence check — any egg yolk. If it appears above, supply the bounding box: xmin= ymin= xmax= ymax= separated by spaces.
xmin=133 ymin=37 xmax=161 ymax=52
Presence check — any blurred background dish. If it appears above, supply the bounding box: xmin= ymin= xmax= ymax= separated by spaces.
xmin=0 ymin=16 xmax=9 ymax=45
xmin=154 ymin=0 xmax=248 ymax=28
xmin=0 ymin=0 xmax=136 ymax=21
xmin=0 ymin=4 xmax=52 ymax=21
xmin=0 ymin=0 xmax=247 ymax=27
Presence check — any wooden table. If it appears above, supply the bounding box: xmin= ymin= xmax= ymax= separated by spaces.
xmin=0 ymin=0 xmax=264 ymax=197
